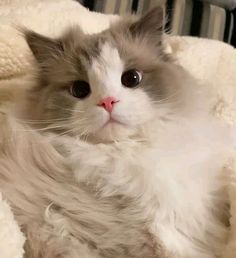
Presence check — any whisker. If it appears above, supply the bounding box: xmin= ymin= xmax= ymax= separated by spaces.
xmin=16 ymin=119 xmax=72 ymax=125
xmin=50 ymin=104 xmax=85 ymax=114
xmin=13 ymin=124 xmax=69 ymax=133
xmin=150 ymin=90 xmax=182 ymax=106
xmin=48 ymin=127 xmax=80 ymax=141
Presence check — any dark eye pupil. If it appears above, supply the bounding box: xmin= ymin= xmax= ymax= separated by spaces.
xmin=70 ymin=81 xmax=91 ymax=99
xmin=121 ymin=69 xmax=142 ymax=88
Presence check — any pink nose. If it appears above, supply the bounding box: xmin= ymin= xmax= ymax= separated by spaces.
xmin=98 ymin=96 xmax=119 ymax=113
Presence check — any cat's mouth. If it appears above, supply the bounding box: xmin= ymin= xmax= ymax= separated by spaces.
xmin=101 ymin=116 xmax=126 ymax=129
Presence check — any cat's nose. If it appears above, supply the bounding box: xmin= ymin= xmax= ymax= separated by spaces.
xmin=98 ymin=96 xmax=119 ymax=113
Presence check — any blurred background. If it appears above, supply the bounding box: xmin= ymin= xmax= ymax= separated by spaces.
xmin=76 ymin=0 xmax=236 ymax=47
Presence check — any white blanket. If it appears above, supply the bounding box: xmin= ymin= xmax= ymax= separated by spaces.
xmin=0 ymin=1 xmax=235 ymax=257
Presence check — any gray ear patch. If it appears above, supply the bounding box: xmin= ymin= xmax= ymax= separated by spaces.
xmin=129 ymin=7 xmax=164 ymax=41
xmin=24 ymin=30 xmax=64 ymax=64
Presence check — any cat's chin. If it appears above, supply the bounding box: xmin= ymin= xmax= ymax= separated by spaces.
xmin=88 ymin=122 xmax=136 ymax=143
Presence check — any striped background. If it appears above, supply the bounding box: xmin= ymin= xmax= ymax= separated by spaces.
xmin=77 ymin=0 xmax=236 ymax=47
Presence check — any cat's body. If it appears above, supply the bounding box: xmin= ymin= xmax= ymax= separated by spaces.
xmin=0 ymin=7 xmax=233 ymax=258
xmin=57 ymin=115 xmax=230 ymax=258
xmin=0 ymin=111 xmax=159 ymax=258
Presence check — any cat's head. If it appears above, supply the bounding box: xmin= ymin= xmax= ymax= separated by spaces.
xmin=25 ymin=7 xmax=194 ymax=143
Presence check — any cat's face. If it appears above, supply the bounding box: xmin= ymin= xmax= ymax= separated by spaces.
xmin=25 ymin=7 xmax=191 ymax=142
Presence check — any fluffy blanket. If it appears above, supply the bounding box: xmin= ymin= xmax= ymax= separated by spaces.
xmin=0 ymin=0 xmax=235 ymax=257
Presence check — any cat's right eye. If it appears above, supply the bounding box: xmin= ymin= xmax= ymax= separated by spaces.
xmin=69 ymin=81 xmax=91 ymax=99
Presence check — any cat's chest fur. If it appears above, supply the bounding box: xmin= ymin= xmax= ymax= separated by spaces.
xmin=56 ymin=127 xmax=230 ymax=258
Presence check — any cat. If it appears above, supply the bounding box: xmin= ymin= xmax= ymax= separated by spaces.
xmin=1 ymin=6 xmax=233 ymax=258
xmin=0 ymin=8 xmax=170 ymax=258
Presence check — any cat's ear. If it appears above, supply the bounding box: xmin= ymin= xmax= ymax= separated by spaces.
xmin=24 ymin=30 xmax=64 ymax=65
xmin=129 ymin=7 xmax=165 ymax=45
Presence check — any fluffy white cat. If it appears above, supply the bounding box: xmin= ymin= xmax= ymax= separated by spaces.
xmin=0 ymin=6 xmax=234 ymax=258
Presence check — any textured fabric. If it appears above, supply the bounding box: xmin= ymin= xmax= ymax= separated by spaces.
xmin=166 ymin=36 xmax=236 ymax=124
xmin=0 ymin=193 xmax=25 ymax=258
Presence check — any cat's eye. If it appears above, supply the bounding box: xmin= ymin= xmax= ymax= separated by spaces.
xmin=121 ymin=69 xmax=142 ymax=88
xmin=69 ymin=80 xmax=91 ymax=99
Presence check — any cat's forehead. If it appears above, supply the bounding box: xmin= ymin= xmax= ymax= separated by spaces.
xmin=68 ymin=33 xmax=124 ymax=83
xmin=76 ymin=30 xmax=156 ymax=75
xmin=90 ymin=42 xmax=123 ymax=74
xmin=76 ymin=32 xmax=120 ymax=63
xmin=86 ymin=42 xmax=124 ymax=94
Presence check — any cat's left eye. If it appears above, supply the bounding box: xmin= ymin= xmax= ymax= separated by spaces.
xmin=121 ymin=69 xmax=142 ymax=88
xmin=69 ymin=80 xmax=91 ymax=99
